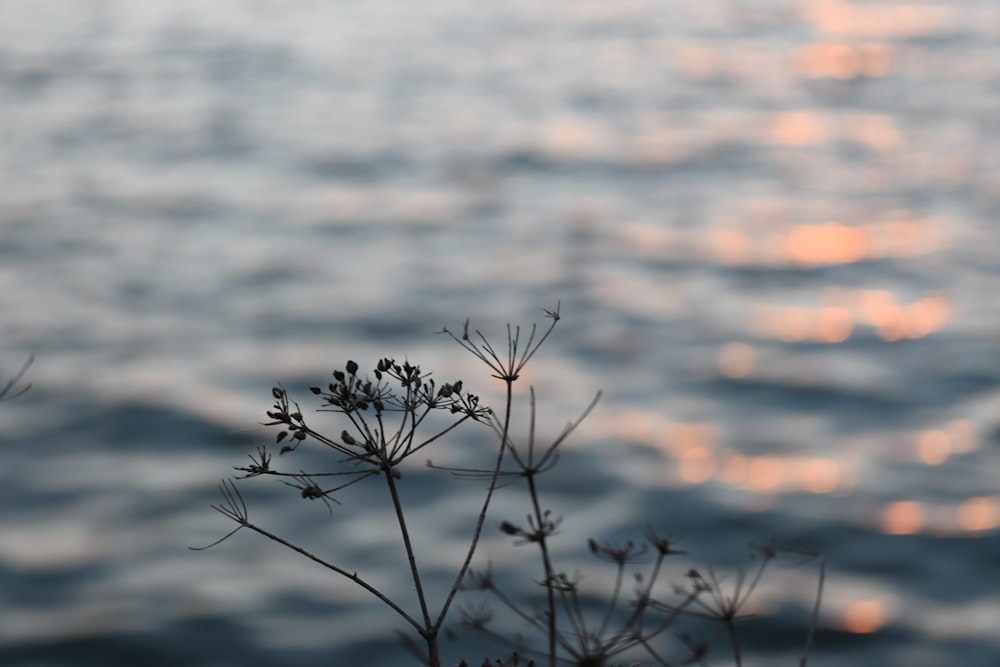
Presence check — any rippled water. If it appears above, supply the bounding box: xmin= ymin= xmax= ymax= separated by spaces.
xmin=2 ymin=1 xmax=1000 ymax=665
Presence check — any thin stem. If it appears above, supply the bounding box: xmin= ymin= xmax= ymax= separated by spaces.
xmin=0 ymin=354 xmax=33 ymax=400
xmin=727 ymin=618 xmax=743 ymax=667
xmin=604 ymin=552 xmax=665 ymax=651
xmin=407 ymin=413 xmax=473 ymax=457
xmin=435 ymin=379 xmax=514 ymax=630
xmin=395 ymin=397 xmax=423 ymax=458
xmin=486 ymin=579 xmax=549 ymax=631
xmin=597 ymin=560 xmax=627 ymax=639
xmin=384 ymin=469 xmax=433 ymax=632
xmin=800 ymin=554 xmax=825 ymax=667
xmin=525 ymin=472 xmax=558 ymax=667
xmin=243 ymin=521 xmax=422 ymax=633
xmin=558 ymin=583 xmax=588 ymax=657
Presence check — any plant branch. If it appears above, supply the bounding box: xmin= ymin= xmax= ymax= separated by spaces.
xmin=0 ymin=354 xmax=32 ymax=400
xmin=435 ymin=380 xmax=513 ymax=630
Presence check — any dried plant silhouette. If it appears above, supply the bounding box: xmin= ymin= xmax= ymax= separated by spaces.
xmin=193 ymin=307 xmax=823 ymax=666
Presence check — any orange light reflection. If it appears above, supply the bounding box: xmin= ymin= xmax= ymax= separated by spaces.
xmin=708 ymin=214 xmax=946 ymax=270
xmin=848 ymin=112 xmax=900 ymax=150
xmin=785 ymin=223 xmax=869 ymax=266
xmin=794 ymin=42 xmax=892 ymax=80
xmin=842 ymin=600 xmax=888 ymax=634
xmin=756 ymin=291 xmax=950 ymax=344
xmin=769 ymin=112 xmax=831 ymax=147
xmin=718 ymin=452 xmax=749 ymax=486
xmin=917 ymin=430 xmax=951 ymax=465
xmin=805 ymin=0 xmax=956 ymax=39
xmin=800 ymin=457 xmax=842 ymax=494
xmin=947 ymin=419 xmax=979 ymax=453
xmin=881 ymin=500 xmax=924 ymax=535
xmin=717 ymin=342 xmax=755 ymax=379
xmin=773 ymin=306 xmax=812 ymax=342
xmin=745 ymin=455 xmax=785 ymax=493
xmin=709 ymin=227 xmax=751 ymax=265
xmin=817 ymin=306 xmax=853 ymax=343
xmin=957 ymin=497 xmax=1000 ymax=533
xmin=677 ymin=446 xmax=715 ymax=485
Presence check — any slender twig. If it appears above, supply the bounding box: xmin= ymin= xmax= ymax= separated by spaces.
xmin=191 ymin=480 xmax=422 ymax=632
xmin=384 ymin=467 xmax=433 ymax=631
xmin=247 ymin=519 xmax=424 ymax=633
xmin=0 ymin=354 xmax=32 ymax=400
xmin=523 ymin=472 xmax=558 ymax=666
xmin=799 ymin=551 xmax=825 ymax=667
xmin=597 ymin=560 xmax=627 ymax=639
xmin=436 ymin=378 xmax=513 ymax=630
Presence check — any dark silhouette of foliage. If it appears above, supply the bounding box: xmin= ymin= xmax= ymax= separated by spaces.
xmin=192 ymin=307 xmax=823 ymax=666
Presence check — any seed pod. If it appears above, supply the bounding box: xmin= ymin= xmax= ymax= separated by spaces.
xmin=499 ymin=521 xmax=521 ymax=536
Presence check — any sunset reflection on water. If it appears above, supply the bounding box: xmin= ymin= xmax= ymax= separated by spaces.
xmin=2 ymin=0 xmax=999 ymax=663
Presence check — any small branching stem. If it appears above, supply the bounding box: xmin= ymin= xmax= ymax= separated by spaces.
xmin=436 ymin=380 xmax=514 ymax=632
xmin=0 ymin=354 xmax=32 ymax=401
xmin=800 ymin=553 xmax=825 ymax=667
xmin=598 ymin=560 xmax=626 ymax=639
xmin=384 ymin=467 xmax=434 ymax=635
xmin=525 ymin=472 xmax=557 ymax=667
xmin=241 ymin=521 xmax=422 ymax=632
xmin=727 ymin=619 xmax=743 ymax=667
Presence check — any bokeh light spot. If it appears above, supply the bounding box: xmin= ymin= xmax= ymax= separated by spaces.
xmin=881 ymin=500 xmax=924 ymax=535
xmin=842 ymin=600 xmax=888 ymax=634
xmin=801 ymin=458 xmax=841 ymax=494
xmin=717 ymin=342 xmax=755 ymax=379
xmin=957 ymin=497 xmax=1000 ymax=533
xmin=677 ymin=446 xmax=715 ymax=485
xmin=817 ymin=306 xmax=853 ymax=343
xmin=917 ymin=430 xmax=951 ymax=465
xmin=745 ymin=455 xmax=785 ymax=493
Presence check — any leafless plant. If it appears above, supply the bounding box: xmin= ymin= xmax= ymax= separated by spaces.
xmin=193 ymin=307 xmax=558 ymax=666
xmin=192 ymin=307 xmax=823 ymax=666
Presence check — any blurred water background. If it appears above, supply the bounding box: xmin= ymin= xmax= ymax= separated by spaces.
xmin=2 ymin=1 xmax=1000 ymax=665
